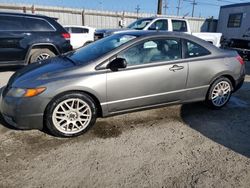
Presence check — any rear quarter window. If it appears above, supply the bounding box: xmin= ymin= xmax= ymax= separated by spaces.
xmin=185 ymin=40 xmax=211 ymax=58
xmin=25 ymin=17 xmax=55 ymax=31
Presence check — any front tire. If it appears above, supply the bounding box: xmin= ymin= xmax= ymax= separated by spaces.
xmin=206 ymin=77 xmax=233 ymax=109
xmin=45 ymin=92 xmax=97 ymax=137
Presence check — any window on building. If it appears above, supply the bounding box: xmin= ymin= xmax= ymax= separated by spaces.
xmin=227 ymin=13 xmax=243 ymax=28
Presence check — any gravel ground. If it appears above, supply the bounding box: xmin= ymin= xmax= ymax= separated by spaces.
xmin=0 ymin=64 xmax=250 ymax=188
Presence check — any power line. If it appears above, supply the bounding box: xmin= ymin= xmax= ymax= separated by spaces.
xmin=163 ymin=0 xmax=168 ymax=15
xmin=176 ymin=0 xmax=181 ymax=16
xmin=191 ymin=0 xmax=197 ymax=17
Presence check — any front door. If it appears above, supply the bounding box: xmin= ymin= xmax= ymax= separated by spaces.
xmin=106 ymin=38 xmax=188 ymax=113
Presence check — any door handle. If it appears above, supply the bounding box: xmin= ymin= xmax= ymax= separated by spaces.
xmin=169 ymin=65 xmax=184 ymax=72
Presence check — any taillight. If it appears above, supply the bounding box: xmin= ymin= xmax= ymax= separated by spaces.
xmin=236 ymin=55 xmax=244 ymax=65
xmin=61 ymin=33 xmax=70 ymax=40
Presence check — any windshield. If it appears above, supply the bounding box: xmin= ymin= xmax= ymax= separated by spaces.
xmin=67 ymin=34 xmax=137 ymax=64
xmin=127 ymin=18 xmax=153 ymax=30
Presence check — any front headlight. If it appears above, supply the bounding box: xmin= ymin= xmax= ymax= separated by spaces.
xmin=7 ymin=87 xmax=46 ymax=98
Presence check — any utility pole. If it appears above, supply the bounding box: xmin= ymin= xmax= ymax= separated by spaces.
xmin=99 ymin=1 xmax=103 ymax=11
xmin=163 ymin=0 xmax=168 ymax=15
xmin=176 ymin=0 xmax=181 ymax=16
xmin=157 ymin=0 xmax=162 ymax=15
xmin=135 ymin=5 xmax=140 ymax=19
xmin=191 ymin=0 xmax=197 ymax=17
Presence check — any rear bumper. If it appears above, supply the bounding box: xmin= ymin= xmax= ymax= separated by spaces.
xmin=0 ymin=87 xmax=45 ymax=130
xmin=234 ymin=75 xmax=245 ymax=92
xmin=234 ymin=63 xmax=245 ymax=92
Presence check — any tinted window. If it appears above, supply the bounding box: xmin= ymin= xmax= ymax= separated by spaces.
xmin=172 ymin=20 xmax=187 ymax=32
xmin=71 ymin=27 xmax=89 ymax=33
xmin=149 ymin=19 xmax=168 ymax=30
xmin=227 ymin=13 xmax=242 ymax=28
xmin=185 ymin=40 xmax=210 ymax=58
xmin=0 ymin=15 xmax=26 ymax=31
xmin=118 ymin=38 xmax=181 ymax=66
xmin=25 ymin=17 xmax=55 ymax=31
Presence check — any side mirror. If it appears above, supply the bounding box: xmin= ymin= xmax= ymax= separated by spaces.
xmin=108 ymin=58 xmax=127 ymax=71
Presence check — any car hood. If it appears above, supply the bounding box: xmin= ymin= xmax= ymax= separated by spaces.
xmin=8 ymin=56 xmax=78 ymax=87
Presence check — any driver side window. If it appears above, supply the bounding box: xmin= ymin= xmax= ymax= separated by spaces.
xmin=149 ymin=20 xmax=168 ymax=30
xmin=118 ymin=38 xmax=181 ymax=66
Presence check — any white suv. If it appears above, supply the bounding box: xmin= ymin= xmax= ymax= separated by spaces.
xmin=64 ymin=25 xmax=95 ymax=49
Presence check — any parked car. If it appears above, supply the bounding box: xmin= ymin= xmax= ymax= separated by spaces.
xmin=0 ymin=31 xmax=245 ymax=137
xmin=94 ymin=17 xmax=222 ymax=47
xmin=64 ymin=25 xmax=95 ymax=49
xmin=0 ymin=12 xmax=72 ymax=67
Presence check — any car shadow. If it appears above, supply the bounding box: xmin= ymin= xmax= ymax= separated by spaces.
xmin=181 ymin=83 xmax=250 ymax=158
xmin=0 ymin=66 xmax=22 ymax=72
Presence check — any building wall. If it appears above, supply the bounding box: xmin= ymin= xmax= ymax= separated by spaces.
xmin=0 ymin=3 xmax=212 ymax=32
xmin=217 ymin=4 xmax=250 ymax=40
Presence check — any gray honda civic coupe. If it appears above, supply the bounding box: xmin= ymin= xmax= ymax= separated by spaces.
xmin=0 ymin=31 xmax=245 ymax=137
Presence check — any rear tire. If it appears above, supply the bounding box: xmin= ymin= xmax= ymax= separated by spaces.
xmin=205 ymin=77 xmax=233 ymax=109
xmin=45 ymin=92 xmax=97 ymax=137
xmin=29 ymin=49 xmax=55 ymax=64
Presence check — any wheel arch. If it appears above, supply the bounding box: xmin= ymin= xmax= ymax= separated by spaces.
xmin=209 ymin=73 xmax=236 ymax=91
xmin=25 ymin=43 xmax=60 ymax=65
xmin=44 ymin=90 xmax=103 ymax=118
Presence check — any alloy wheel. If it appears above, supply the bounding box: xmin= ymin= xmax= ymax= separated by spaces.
xmin=52 ymin=98 xmax=92 ymax=134
xmin=36 ymin=53 xmax=51 ymax=61
xmin=211 ymin=81 xmax=231 ymax=107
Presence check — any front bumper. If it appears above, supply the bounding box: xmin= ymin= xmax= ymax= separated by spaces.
xmin=0 ymin=87 xmax=46 ymax=130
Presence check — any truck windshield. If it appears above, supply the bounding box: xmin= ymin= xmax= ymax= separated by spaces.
xmin=127 ymin=18 xmax=153 ymax=30
xmin=67 ymin=34 xmax=137 ymax=64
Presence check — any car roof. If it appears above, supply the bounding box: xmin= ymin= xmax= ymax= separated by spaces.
xmin=137 ymin=16 xmax=187 ymax=21
xmin=0 ymin=11 xmax=51 ymax=19
xmin=115 ymin=30 xmax=190 ymax=38
xmin=114 ymin=30 xmax=220 ymax=52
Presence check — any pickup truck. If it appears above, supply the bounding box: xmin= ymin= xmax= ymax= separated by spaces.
xmin=94 ymin=17 xmax=222 ymax=48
